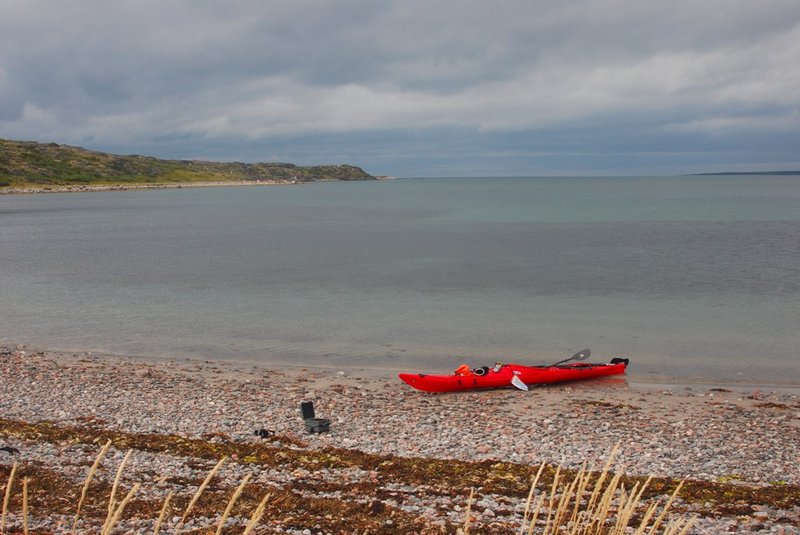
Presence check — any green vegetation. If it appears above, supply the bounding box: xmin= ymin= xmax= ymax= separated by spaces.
xmin=0 ymin=139 xmax=375 ymax=188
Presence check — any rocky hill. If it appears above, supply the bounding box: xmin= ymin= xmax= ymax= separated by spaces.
xmin=0 ymin=139 xmax=375 ymax=187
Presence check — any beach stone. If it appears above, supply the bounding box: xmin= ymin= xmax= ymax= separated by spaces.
xmin=1 ymin=349 xmax=799 ymax=534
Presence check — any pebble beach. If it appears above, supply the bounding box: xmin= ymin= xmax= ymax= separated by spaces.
xmin=1 ymin=346 xmax=799 ymax=534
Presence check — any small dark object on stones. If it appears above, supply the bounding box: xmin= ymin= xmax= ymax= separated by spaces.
xmin=304 ymin=418 xmax=331 ymax=433
xmin=369 ymin=500 xmax=386 ymax=516
xmin=300 ymin=400 xmax=331 ymax=434
xmin=301 ymin=401 xmax=316 ymax=419
xmin=1 ymin=445 xmax=20 ymax=455
xmin=254 ymin=428 xmax=274 ymax=439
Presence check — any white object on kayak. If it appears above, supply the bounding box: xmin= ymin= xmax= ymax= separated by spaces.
xmin=511 ymin=374 xmax=529 ymax=391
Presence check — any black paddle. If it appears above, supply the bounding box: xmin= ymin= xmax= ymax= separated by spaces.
xmin=509 ymin=349 xmax=592 ymax=391
xmin=550 ymin=349 xmax=591 ymax=367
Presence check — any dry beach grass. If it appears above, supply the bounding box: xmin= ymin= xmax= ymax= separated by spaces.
xmin=2 ymin=441 xmax=696 ymax=534
xmin=1 ymin=346 xmax=799 ymax=533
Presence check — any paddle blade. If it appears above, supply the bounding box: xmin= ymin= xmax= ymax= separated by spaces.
xmin=572 ymin=349 xmax=591 ymax=361
xmin=550 ymin=348 xmax=591 ymax=367
xmin=511 ymin=375 xmax=529 ymax=391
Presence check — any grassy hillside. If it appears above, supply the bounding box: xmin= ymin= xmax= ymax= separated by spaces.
xmin=0 ymin=139 xmax=375 ymax=187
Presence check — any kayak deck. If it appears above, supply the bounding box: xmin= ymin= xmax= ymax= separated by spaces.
xmin=399 ymin=359 xmax=629 ymax=393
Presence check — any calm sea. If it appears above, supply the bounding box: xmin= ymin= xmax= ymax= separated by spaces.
xmin=1 ymin=176 xmax=798 ymax=384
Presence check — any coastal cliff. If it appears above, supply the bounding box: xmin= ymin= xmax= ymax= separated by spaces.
xmin=0 ymin=139 xmax=376 ymax=188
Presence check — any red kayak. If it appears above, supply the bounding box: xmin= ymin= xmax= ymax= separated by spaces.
xmin=399 ymin=356 xmax=629 ymax=393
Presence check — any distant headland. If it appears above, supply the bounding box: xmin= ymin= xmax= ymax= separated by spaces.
xmin=0 ymin=138 xmax=376 ymax=192
xmin=688 ymin=171 xmax=800 ymax=176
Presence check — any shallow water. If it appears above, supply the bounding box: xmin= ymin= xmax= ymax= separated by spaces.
xmin=1 ymin=176 xmax=798 ymax=384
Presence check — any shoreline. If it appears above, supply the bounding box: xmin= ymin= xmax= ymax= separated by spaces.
xmin=6 ymin=341 xmax=800 ymax=394
xmin=1 ymin=345 xmax=799 ymax=532
xmin=0 ymin=180 xmax=303 ymax=195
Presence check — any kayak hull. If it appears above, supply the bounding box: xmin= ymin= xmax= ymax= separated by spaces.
xmin=398 ymin=361 xmax=628 ymax=393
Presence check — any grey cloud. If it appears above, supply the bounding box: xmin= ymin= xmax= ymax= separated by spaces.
xmin=1 ymin=0 xmax=799 ymax=175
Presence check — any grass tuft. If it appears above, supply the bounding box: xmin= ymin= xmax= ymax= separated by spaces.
xmin=180 ymin=456 xmax=226 ymax=525
xmin=0 ymin=436 xmax=754 ymax=534
xmin=71 ymin=439 xmax=112 ymax=533
xmin=1 ymin=462 xmax=17 ymax=535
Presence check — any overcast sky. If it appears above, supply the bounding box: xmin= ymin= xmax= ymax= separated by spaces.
xmin=2 ymin=0 xmax=799 ymax=176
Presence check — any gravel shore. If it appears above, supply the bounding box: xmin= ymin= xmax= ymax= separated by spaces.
xmin=1 ymin=346 xmax=798 ymax=533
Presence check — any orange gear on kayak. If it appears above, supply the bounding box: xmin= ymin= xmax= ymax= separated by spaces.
xmin=454 ymin=364 xmax=472 ymax=376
